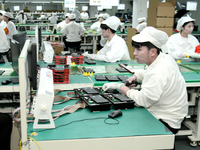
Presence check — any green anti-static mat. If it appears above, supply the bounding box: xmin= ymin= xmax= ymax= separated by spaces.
xmin=81 ymin=60 xmax=141 ymax=66
xmin=181 ymin=72 xmax=200 ymax=83
xmin=180 ymin=63 xmax=200 ymax=73
xmin=27 ymin=92 xmax=171 ymax=141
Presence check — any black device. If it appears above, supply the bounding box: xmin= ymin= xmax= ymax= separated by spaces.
xmin=108 ymin=110 xmax=122 ymax=118
xmin=13 ymin=32 xmax=27 ymax=51
xmin=125 ymin=80 xmax=139 ymax=86
xmin=84 ymin=68 xmax=95 ymax=73
xmin=38 ymin=27 xmax=42 ymax=49
xmin=10 ymin=39 xmax=21 ymax=74
xmin=27 ymin=42 xmax=38 ymax=90
xmin=95 ymin=75 xmax=107 ymax=81
xmin=116 ymin=67 xmax=128 ymax=72
xmin=81 ymin=95 xmax=111 ymax=112
xmin=74 ymin=87 xmax=99 ymax=97
xmin=105 ymin=75 xmax=119 ymax=81
xmin=10 ymin=77 xmax=19 ymax=84
xmin=84 ymin=58 xmax=96 ymax=64
xmin=1 ymin=80 xmax=11 ymax=85
xmin=0 ymin=70 xmax=5 ymax=75
xmin=117 ymin=75 xmax=129 ymax=81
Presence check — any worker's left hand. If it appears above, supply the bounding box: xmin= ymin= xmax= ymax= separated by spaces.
xmin=82 ymin=51 xmax=96 ymax=60
xmin=102 ymin=83 xmax=123 ymax=91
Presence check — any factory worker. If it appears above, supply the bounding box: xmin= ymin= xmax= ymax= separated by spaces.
xmin=166 ymin=15 xmax=199 ymax=59
xmin=3 ymin=12 xmax=17 ymax=45
xmin=90 ymin=13 xmax=110 ymax=50
xmin=0 ymin=26 xmax=9 ymax=53
xmin=15 ymin=10 xmax=27 ymax=24
xmin=103 ymin=27 xmax=188 ymax=134
xmin=72 ymin=6 xmax=80 ymax=22
xmin=48 ymin=13 xmax=58 ymax=24
xmin=135 ymin=17 xmax=147 ymax=33
xmin=83 ymin=16 xmax=130 ymax=62
xmin=80 ymin=10 xmax=89 ymax=20
xmin=0 ymin=10 xmax=6 ymax=28
xmin=37 ymin=14 xmax=46 ymax=20
xmin=61 ymin=14 xmax=86 ymax=52
xmin=57 ymin=13 xmax=70 ymax=30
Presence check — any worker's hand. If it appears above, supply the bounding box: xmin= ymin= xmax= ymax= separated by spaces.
xmin=102 ymin=83 xmax=123 ymax=91
xmin=179 ymin=52 xmax=186 ymax=58
xmin=82 ymin=51 xmax=89 ymax=57
xmin=82 ymin=52 xmax=96 ymax=60
xmin=127 ymin=75 xmax=137 ymax=87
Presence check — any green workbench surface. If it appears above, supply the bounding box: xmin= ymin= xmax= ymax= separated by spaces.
xmin=27 ymin=91 xmax=171 ymax=141
xmin=181 ymin=72 xmax=200 ymax=83
xmin=180 ymin=63 xmax=200 ymax=74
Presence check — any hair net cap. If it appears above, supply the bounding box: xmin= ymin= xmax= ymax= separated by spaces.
xmin=69 ymin=14 xmax=76 ymax=19
xmin=101 ymin=16 xmax=120 ymax=31
xmin=4 ymin=12 xmax=13 ymax=18
xmin=52 ymin=13 xmax=57 ymax=16
xmin=65 ymin=13 xmax=70 ymax=17
xmin=176 ymin=15 xmax=195 ymax=32
xmin=98 ymin=13 xmax=104 ymax=18
xmin=102 ymin=13 xmax=110 ymax=20
xmin=0 ymin=10 xmax=5 ymax=15
xmin=138 ymin=17 xmax=146 ymax=23
xmin=132 ymin=27 xmax=169 ymax=49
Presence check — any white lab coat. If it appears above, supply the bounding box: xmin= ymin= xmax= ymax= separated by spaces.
xmin=96 ymin=34 xmax=130 ymax=62
xmin=15 ymin=14 xmax=27 ymax=24
xmin=4 ymin=21 xmax=17 ymax=45
xmin=166 ymin=33 xmax=199 ymax=59
xmin=57 ymin=20 xmax=67 ymax=30
xmin=72 ymin=10 xmax=80 ymax=21
xmin=0 ymin=26 xmax=9 ymax=52
xmin=80 ymin=12 xmax=89 ymax=20
xmin=61 ymin=21 xmax=86 ymax=42
xmin=38 ymin=15 xmax=46 ymax=20
xmin=90 ymin=21 xmax=106 ymax=47
xmin=49 ymin=15 xmax=58 ymax=24
xmin=127 ymin=53 xmax=188 ymax=129
xmin=0 ymin=20 xmax=7 ymax=29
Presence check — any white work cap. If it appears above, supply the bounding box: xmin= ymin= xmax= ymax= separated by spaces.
xmin=0 ymin=10 xmax=5 ymax=15
xmin=138 ymin=17 xmax=146 ymax=23
xmin=4 ymin=12 xmax=13 ymax=19
xmin=132 ymin=27 xmax=168 ymax=49
xmin=52 ymin=13 xmax=57 ymax=16
xmin=136 ymin=22 xmax=147 ymax=33
xmin=98 ymin=13 xmax=104 ymax=18
xmin=176 ymin=15 xmax=195 ymax=32
xmin=65 ymin=13 xmax=70 ymax=17
xmin=101 ymin=16 xmax=120 ymax=31
xmin=69 ymin=14 xmax=76 ymax=20
xmin=102 ymin=13 xmax=110 ymax=20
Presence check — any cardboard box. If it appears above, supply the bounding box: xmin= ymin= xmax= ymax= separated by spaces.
xmin=50 ymin=41 xmax=64 ymax=54
xmin=156 ymin=28 xmax=173 ymax=37
xmin=147 ymin=17 xmax=174 ymax=28
xmin=157 ymin=2 xmax=175 ymax=17
xmin=126 ymin=27 xmax=136 ymax=60
xmin=148 ymin=7 xmax=157 ymax=19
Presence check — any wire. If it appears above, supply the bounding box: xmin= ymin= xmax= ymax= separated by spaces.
xmin=28 ymin=117 xmax=119 ymax=134
xmin=19 ymin=136 xmax=41 ymax=150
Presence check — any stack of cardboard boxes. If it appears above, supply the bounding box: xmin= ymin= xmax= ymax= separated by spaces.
xmin=147 ymin=0 xmax=176 ymax=37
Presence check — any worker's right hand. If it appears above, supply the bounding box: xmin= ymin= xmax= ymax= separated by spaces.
xmin=127 ymin=75 xmax=137 ymax=87
xmin=179 ymin=52 xmax=186 ymax=58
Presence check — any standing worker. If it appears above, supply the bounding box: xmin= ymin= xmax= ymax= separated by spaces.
xmin=80 ymin=10 xmax=89 ymax=20
xmin=166 ymin=15 xmax=199 ymax=59
xmin=83 ymin=16 xmax=130 ymax=62
xmin=135 ymin=17 xmax=147 ymax=33
xmin=48 ymin=13 xmax=58 ymax=24
xmin=3 ymin=12 xmax=17 ymax=45
xmin=61 ymin=14 xmax=86 ymax=52
xmin=15 ymin=10 xmax=27 ymax=24
xmin=103 ymin=27 xmax=188 ymax=135
xmin=72 ymin=6 xmax=80 ymax=22
xmin=57 ymin=13 xmax=70 ymax=30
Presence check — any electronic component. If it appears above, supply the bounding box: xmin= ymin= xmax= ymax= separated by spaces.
xmin=108 ymin=110 xmax=122 ymax=118
xmin=80 ymin=95 xmax=111 ymax=112
xmin=84 ymin=68 xmax=95 ymax=73
xmin=105 ymin=75 xmax=119 ymax=81
xmin=95 ymin=75 xmax=107 ymax=81
xmin=84 ymin=58 xmax=96 ymax=64
xmin=117 ymin=75 xmax=129 ymax=81
xmin=74 ymin=87 xmax=99 ymax=97
xmin=125 ymin=80 xmax=139 ymax=86
xmin=116 ymin=67 xmax=128 ymax=72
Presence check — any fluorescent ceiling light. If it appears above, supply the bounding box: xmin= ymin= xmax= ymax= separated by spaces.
xmin=32 ymin=1 xmax=50 ymax=3
xmin=10 ymin=1 xmax=25 ymax=3
xmin=52 ymin=1 xmax=63 ymax=3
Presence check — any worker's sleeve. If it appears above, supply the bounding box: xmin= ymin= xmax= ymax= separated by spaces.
xmin=96 ymin=39 xmax=126 ymax=62
xmin=90 ymin=22 xmax=97 ymax=30
xmin=134 ymin=70 xmax=144 ymax=83
xmin=166 ymin=37 xmax=182 ymax=59
xmin=60 ymin=24 xmax=68 ymax=35
xmin=79 ymin=25 xmax=86 ymax=35
xmin=126 ymin=70 xmax=167 ymax=108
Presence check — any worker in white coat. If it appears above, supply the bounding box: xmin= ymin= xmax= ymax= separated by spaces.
xmin=3 ymin=12 xmax=17 ymax=45
xmin=48 ymin=13 xmax=58 ymax=24
xmin=0 ymin=10 xmax=6 ymax=29
xmin=15 ymin=10 xmax=27 ymax=24
xmin=90 ymin=13 xmax=110 ymax=50
xmin=102 ymin=27 xmax=188 ymax=134
xmin=37 ymin=14 xmax=46 ymax=20
xmin=83 ymin=16 xmax=130 ymax=62
xmin=135 ymin=17 xmax=147 ymax=33
xmin=61 ymin=14 xmax=86 ymax=52
xmin=80 ymin=10 xmax=89 ymax=20
xmin=0 ymin=25 xmax=9 ymax=53
xmin=57 ymin=13 xmax=70 ymax=30
xmin=166 ymin=15 xmax=200 ymax=59
xmin=72 ymin=6 xmax=80 ymax=22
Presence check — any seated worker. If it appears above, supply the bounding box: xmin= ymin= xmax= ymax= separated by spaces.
xmin=135 ymin=17 xmax=147 ymax=33
xmin=103 ymin=27 xmax=188 ymax=134
xmin=80 ymin=10 xmax=89 ymax=20
xmin=48 ymin=13 xmax=58 ymax=24
xmin=166 ymin=15 xmax=199 ymax=59
xmin=3 ymin=12 xmax=17 ymax=45
xmin=0 ymin=25 xmax=9 ymax=53
xmin=83 ymin=16 xmax=130 ymax=62
xmin=61 ymin=14 xmax=86 ymax=52
xmin=0 ymin=10 xmax=6 ymax=28
xmin=57 ymin=13 xmax=70 ymax=30
xmin=0 ymin=113 xmax=13 ymax=150
xmin=15 ymin=10 xmax=27 ymax=24
xmin=90 ymin=13 xmax=110 ymax=50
